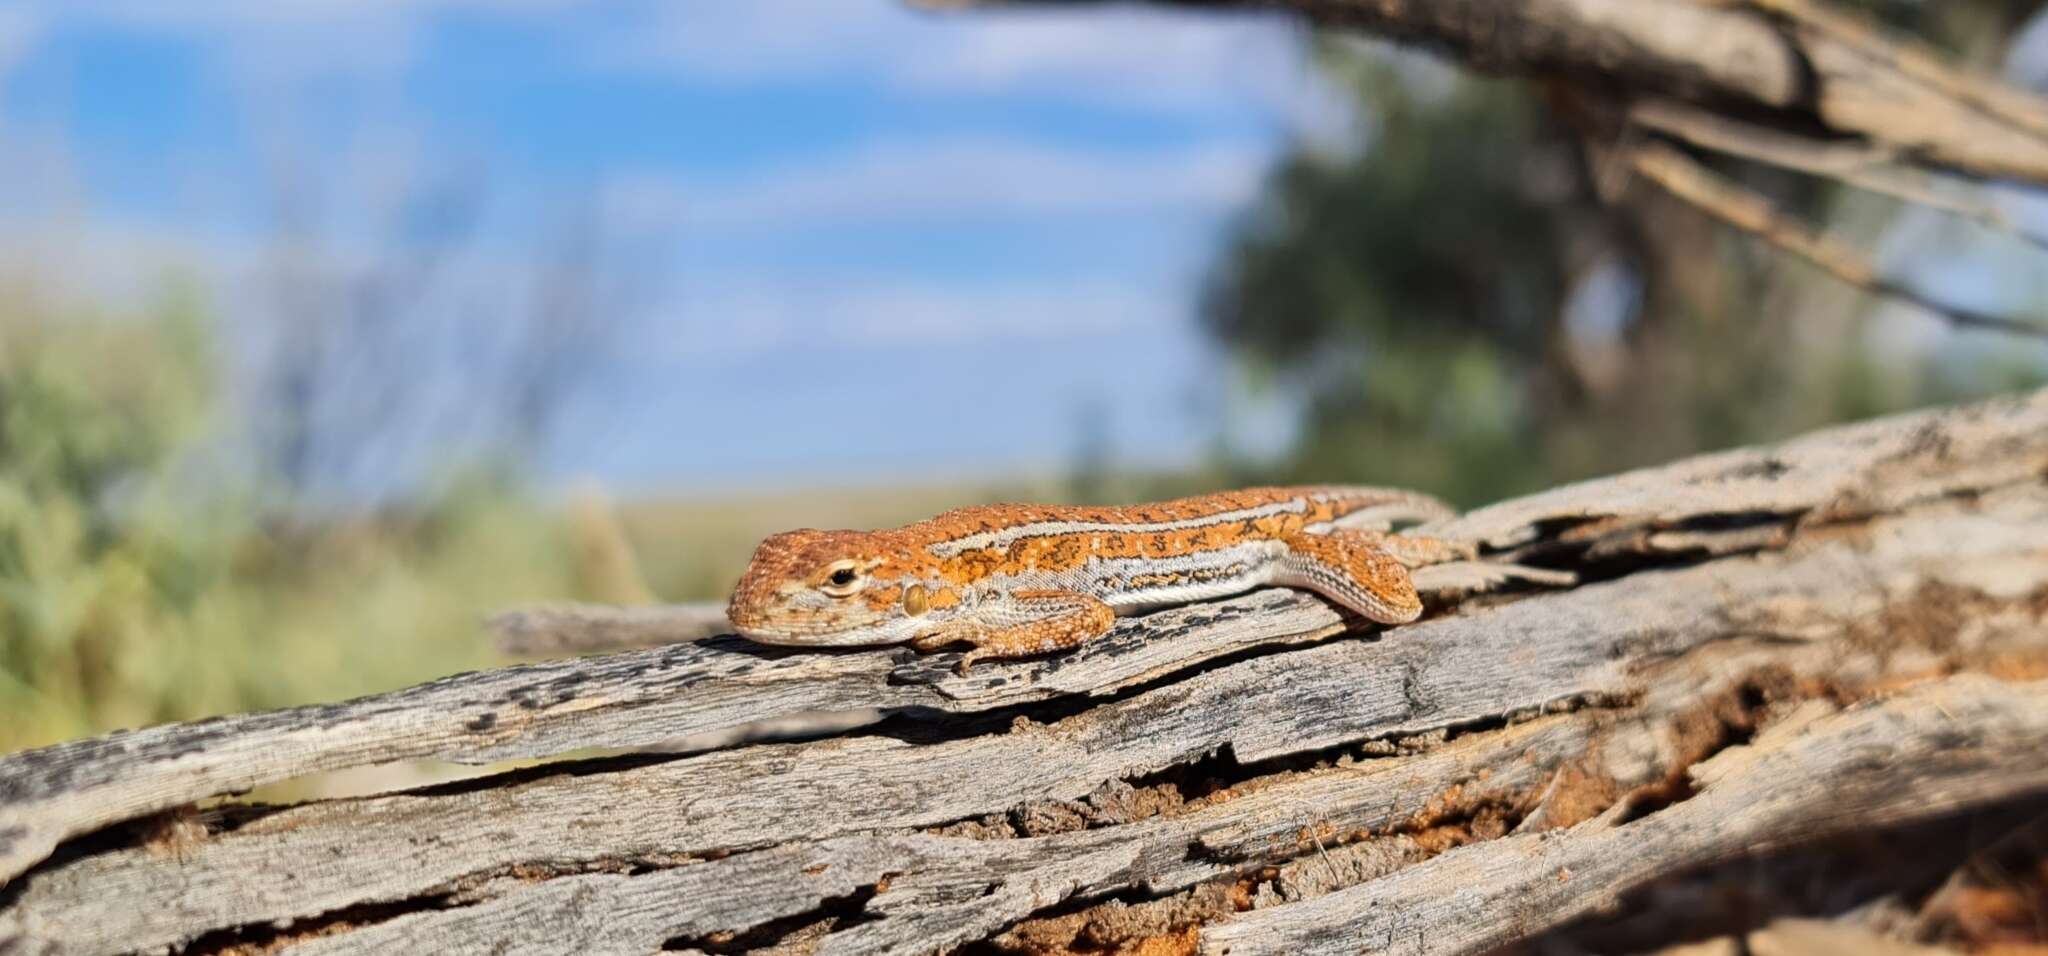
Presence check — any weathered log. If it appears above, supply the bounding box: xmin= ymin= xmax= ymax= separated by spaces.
xmin=2 ymin=390 xmax=2046 ymax=955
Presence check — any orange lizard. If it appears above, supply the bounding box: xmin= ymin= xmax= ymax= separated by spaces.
xmin=727 ymin=486 xmax=1476 ymax=670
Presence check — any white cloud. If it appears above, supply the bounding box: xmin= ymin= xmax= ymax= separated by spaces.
xmin=0 ymin=0 xmax=1294 ymax=385
xmin=41 ymin=0 xmax=569 ymax=32
xmin=608 ymin=136 xmax=1271 ymax=230
xmin=19 ymin=0 xmax=1319 ymax=108
xmin=0 ymin=5 xmax=41 ymax=88
xmin=0 ymin=0 xmax=1351 ymax=147
xmin=586 ymin=0 xmax=1344 ymax=129
xmin=651 ymin=276 xmax=1181 ymax=360
xmin=0 ymin=0 xmax=575 ymax=88
xmin=896 ymin=7 xmax=1300 ymax=105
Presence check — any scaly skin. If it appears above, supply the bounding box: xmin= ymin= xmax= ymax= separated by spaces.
xmin=726 ymin=485 xmax=1473 ymax=670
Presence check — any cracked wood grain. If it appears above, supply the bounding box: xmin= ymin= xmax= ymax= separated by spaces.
xmin=1199 ymin=676 xmax=2048 ymax=956
xmin=5 ymin=477 xmax=2047 ymax=955
xmin=0 ymin=589 xmax=1371 ymax=891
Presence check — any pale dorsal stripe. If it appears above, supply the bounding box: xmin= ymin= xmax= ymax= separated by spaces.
xmin=924 ymin=499 xmax=1308 ymax=558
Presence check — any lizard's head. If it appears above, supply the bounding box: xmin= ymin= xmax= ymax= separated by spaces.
xmin=727 ymin=529 xmax=924 ymax=646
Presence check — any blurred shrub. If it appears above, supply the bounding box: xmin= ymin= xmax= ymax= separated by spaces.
xmin=0 ymin=286 xmax=580 ymax=751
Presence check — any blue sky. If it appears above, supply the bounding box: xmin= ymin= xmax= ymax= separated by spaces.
xmin=0 ymin=0 xmax=1334 ymax=495
xmin=10 ymin=2 xmax=2044 ymax=499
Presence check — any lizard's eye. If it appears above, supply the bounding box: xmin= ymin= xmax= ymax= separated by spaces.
xmin=820 ymin=561 xmax=865 ymax=597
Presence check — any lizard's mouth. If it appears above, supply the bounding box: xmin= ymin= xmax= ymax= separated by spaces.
xmin=728 ymin=614 xmax=913 ymax=648
xmin=728 ymin=622 xmax=807 ymax=645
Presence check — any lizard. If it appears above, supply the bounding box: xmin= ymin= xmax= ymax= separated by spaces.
xmin=726 ymin=485 xmax=1478 ymax=671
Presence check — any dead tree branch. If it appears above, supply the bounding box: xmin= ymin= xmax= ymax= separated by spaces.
xmin=487 ymin=602 xmax=732 ymax=657
xmin=1627 ymin=97 xmax=2048 ymax=254
xmin=1626 ymin=141 xmax=2048 ymax=340
xmin=2 ymin=390 xmax=2047 ymax=954
xmin=925 ymin=0 xmax=2048 ymax=185
xmin=926 ymin=0 xmax=2048 ymax=342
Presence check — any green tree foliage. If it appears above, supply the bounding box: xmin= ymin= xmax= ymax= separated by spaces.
xmin=1203 ymin=37 xmax=2047 ymax=507
xmin=1203 ymin=58 xmax=1580 ymax=504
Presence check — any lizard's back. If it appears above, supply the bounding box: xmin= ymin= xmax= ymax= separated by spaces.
xmin=899 ymin=485 xmax=1452 ymax=610
xmin=903 ymin=485 xmax=1449 ymax=547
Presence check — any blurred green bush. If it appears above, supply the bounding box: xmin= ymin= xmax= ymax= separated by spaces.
xmin=0 ymin=286 xmax=580 ymax=752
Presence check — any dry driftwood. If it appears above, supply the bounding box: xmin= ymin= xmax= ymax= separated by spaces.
xmin=2 ymin=389 xmax=2047 ymax=955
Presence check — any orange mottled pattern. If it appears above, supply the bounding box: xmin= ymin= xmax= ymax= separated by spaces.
xmin=726 ymin=484 xmax=1460 ymax=665
xmin=726 ymin=529 xmax=896 ymax=633
xmin=733 ymin=486 xmax=1367 ymax=604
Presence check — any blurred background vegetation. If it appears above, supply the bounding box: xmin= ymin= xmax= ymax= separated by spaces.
xmin=0 ymin=286 xmax=573 ymax=747
xmin=3 ymin=0 xmax=2046 ymax=753
xmin=1203 ymin=1 xmax=2048 ymax=503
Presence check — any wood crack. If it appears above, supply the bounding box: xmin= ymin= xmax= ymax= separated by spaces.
xmin=172 ymin=892 xmax=475 ymax=956
xmin=659 ymin=882 xmax=885 ymax=955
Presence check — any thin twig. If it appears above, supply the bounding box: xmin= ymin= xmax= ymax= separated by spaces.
xmin=1629 ymin=141 xmax=2048 ymax=342
xmin=1282 ymin=797 xmax=1345 ymax=890
xmin=1630 ymin=98 xmax=2048 ymax=254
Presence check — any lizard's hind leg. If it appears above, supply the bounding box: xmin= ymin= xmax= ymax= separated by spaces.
xmin=1278 ymin=530 xmax=1426 ymax=625
xmin=1333 ymin=529 xmax=1477 ymax=568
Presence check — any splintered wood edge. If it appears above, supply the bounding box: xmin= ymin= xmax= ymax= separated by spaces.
xmin=0 ymin=388 xmax=2044 ymax=888
xmin=1433 ymin=388 xmax=2048 ymax=550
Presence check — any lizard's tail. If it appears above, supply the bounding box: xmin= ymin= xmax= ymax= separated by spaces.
xmin=1315 ymin=485 xmax=1460 ymax=529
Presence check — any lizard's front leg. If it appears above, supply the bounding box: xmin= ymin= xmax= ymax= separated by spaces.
xmin=1278 ymin=529 xmax=1429 ymax=625
xmin=914 ymin=590 xmax=1116 ymax=673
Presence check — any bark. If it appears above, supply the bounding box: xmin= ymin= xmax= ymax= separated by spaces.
xmin=3 ymin=390 xmax=2047 ymax=955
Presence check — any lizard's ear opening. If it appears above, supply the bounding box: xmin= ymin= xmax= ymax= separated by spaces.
xmin=819 ymin=559 xmax=867 ymax=598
